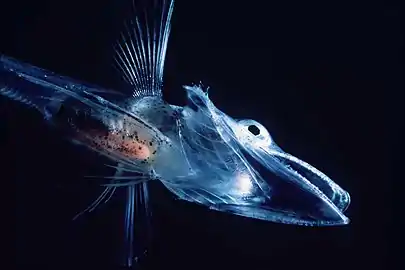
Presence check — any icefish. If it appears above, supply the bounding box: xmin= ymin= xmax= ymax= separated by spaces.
xmin=1 ymin=0 xmax=350 ymax=226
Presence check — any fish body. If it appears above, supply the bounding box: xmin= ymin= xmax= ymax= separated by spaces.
xmin=1 ymin=0 xmax=350 ymax=226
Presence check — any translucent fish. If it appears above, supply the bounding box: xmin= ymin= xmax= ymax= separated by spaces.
xmin=3 ymin=0 xmax=350 ymax=242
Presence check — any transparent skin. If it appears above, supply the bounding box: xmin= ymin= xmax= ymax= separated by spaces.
xmin=158 ymin=86 xmax=350 ymax=225
xmin=3 ymin=0 xmax=350 ymax=234
xmin=1 ymin=55 xmax=350 ymax=226
xmin=6 ymin=1 xmax=352 ymax=266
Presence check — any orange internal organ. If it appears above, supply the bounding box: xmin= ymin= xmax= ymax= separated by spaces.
xmin=107 ymin=132 xmax=151 ymax=160
xmin=79 ymin=129 xmax=154 ymax=161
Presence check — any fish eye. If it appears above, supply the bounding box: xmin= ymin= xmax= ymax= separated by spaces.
xmin=236 ymin=119 xmax=272 ymax=147
xmin=248 ymin=124 xmax=260 ymax=136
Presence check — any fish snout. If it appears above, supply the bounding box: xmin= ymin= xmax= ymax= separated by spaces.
xmin=230 ymin=146 xmax=351 ymax=226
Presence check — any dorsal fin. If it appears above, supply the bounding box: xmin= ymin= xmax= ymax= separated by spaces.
xmin=114 ymin=0 xmax=175 ymax=98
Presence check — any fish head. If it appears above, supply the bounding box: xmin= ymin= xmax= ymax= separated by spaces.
xmin=161 ymin=85 xmax=350 ymax=226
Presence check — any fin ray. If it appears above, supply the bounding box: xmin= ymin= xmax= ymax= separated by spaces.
xmin=114 ymin=0 xmax=174 ymax=98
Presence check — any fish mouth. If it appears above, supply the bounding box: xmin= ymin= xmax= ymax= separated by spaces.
xmin=175 ymin=85 xmax=351 ymax=226
xmin=166 ymin=133 xmax=351 ymax=226
xmin=212 ymin=144 xmax=351 ymax=226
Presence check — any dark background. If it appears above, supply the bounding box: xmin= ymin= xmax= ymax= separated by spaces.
xmin=2 ymin=0 xmax=402 ymax=269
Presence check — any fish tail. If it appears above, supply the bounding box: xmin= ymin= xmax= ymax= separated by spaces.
xmin=0 ymin=54 xmax=124 ymax=121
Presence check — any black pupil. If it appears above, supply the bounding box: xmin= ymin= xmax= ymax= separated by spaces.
xmin=248 ymin=125 xmax=260 ymax=135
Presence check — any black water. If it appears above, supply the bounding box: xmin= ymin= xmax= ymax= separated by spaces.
xmin=3 ymin=0 xmax=400 ymax=269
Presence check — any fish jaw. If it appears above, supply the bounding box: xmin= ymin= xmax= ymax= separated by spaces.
xmin=159 ymin=85 xmax=351 ymax=226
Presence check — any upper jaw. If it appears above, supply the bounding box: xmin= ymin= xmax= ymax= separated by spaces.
xmin=181 ymin=85 xmax=350 ymax=225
